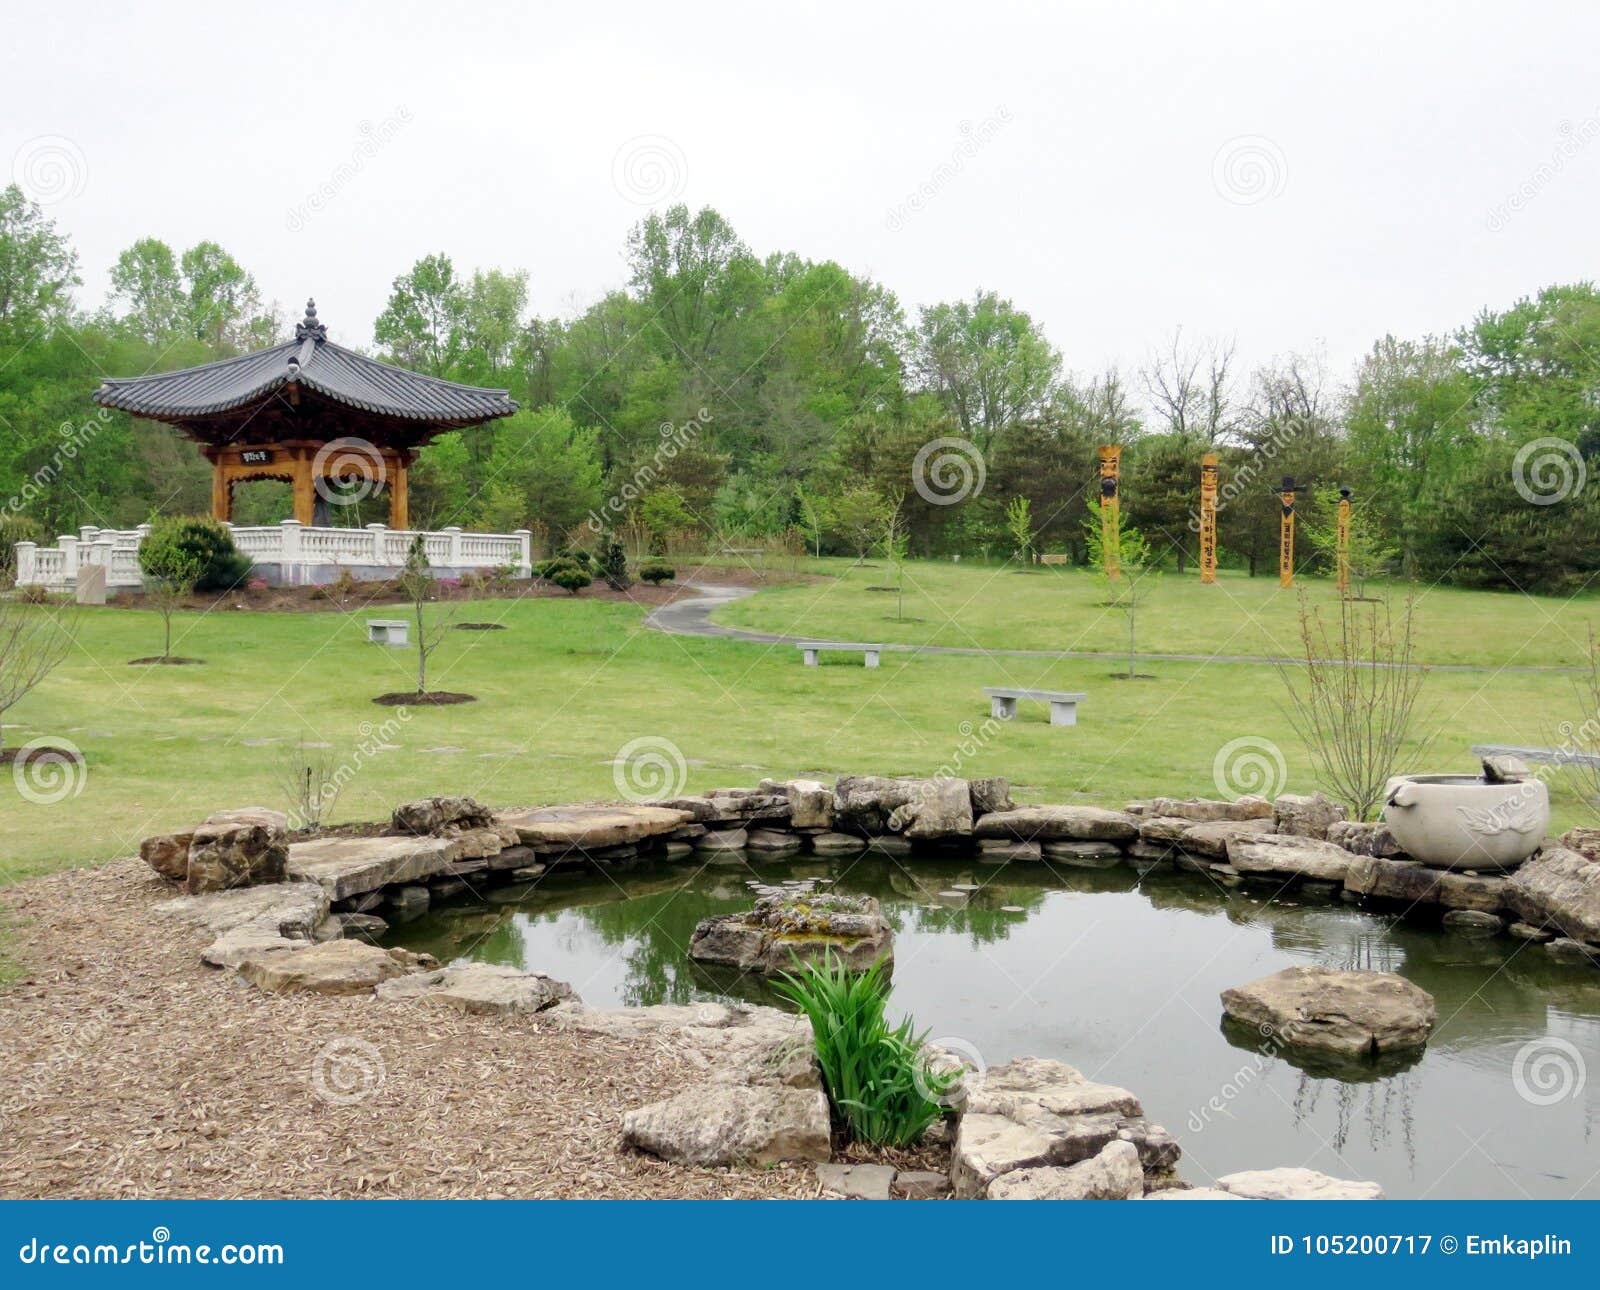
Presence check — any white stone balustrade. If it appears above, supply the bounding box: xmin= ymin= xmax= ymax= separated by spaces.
xmin=13 ymin=522 xmax=533 ymax=590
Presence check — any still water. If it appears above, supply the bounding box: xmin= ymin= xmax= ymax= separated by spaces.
xmin=391 ymin=854 xmax=1600 ymax=1199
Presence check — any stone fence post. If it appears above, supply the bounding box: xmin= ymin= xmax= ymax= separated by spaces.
xmin=367 ymin=522 xmax=387 ymax=567
xmin=14 ymin=541 xmax=35 ymax=585
xmin=57 ymin=535 xmax=79 ymax=582
xmin=515 ymin=529 xmax=532 ymax=577
xmin=279 ymin=519 xmax=302 ymax=585
xmin=444 ymin=526 xmax=463 ymax=569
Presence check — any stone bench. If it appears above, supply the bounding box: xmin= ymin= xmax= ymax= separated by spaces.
xmin=799 ymin=642 xmax=883 ymax=668
xmin=368 ymin=619 xmax=410 ymax=647
xmin=1037 ymin=553 xmax=1070 ymax=566
xmin=984 ymin=686 xmax=1086 ymax=726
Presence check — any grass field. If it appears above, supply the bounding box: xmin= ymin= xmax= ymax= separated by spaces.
xmin=2 ymin=558 xmax=1597 ymax=882
xmin=719 ymin=558 xmax=1600 ymax=669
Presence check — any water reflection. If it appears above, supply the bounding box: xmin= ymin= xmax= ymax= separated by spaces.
xmin=390 ymin=854 xmax=1600 ymax=1199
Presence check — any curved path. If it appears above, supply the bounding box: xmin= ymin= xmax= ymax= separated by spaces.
xmin=645 ymin=582 xmax=1579 ymax=675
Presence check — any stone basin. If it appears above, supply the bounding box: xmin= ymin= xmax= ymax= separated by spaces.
xmin=1382 ymin=774 xmax=1548 ymax=872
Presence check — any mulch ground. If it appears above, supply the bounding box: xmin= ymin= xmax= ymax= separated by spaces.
xmin=0 ymin=858 xmax=816 ymax=1199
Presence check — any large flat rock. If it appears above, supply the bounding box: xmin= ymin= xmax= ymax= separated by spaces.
xmin=495 ymin=805 xmax=690 ymax=850
xmin=155 ymin=881 xmax=328 ymax=940
xmin=1221 ymin=966 xmax=1435 ymax=1058
xmin=377 ymin=963 xmax=576 ymax=1015
xmin=236 ymin=940 xmax=433 ymax=996
xmin=986 ymin=1140 xmax=1144 ymax=1200
xmin=973 ymin=805 xmax=1138 ymax=843
xmin=288 ymin=835 xmax=459 ymax=900
xmin=1226 ymin=834 xmax=1355 ymax=881
xmin=1216 ymin=1167 xmax=1384 ymax=1200
xmin=1344 ymin=855 xmax=1509 ymax=913
xmin=622 ymin=1085 xmax=831 ymax=1165
xmin=1506 ymin=847 xmax=1600 ymax=943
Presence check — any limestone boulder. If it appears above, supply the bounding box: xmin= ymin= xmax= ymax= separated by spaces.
xmin=1274 ymin=792 xmax=1347 ymax=840
xmin=973 ymin=805 xmax=1139 ymax=844
xmin=1226 ymin=834 xmax=1355 ymax=882
xmin=887 ymin=777 xmax=974 ymax=841
xmin=1181 ymin=818 xmax=1276 ymax=859
xmin=986 ymin=1140 xmax=1144 ymax=1200
xmin=816 ymin=1162 xmax=895 ymax=1200
xmin=185 ymin=808 xmax=289 ymax=894
xmin=156 ymin=880 xmax=328 ymax=941
xmin=1216 ymin=1167 xmax=1384 ymax=1200
xmin=1328 ymin=819 xmax=1406 ymax=859
xmin=966 ymin=1057 xmax=1143 ymax=1120
xmin=1143 ymin=1187 xmax=1243 ymax=1200
xmin=689 ymin=892 xmax=892 ymax=974
xmin=622 ymin=1085 xmax=830 ymax=1165
xmin=970 ymin=777 xmax=1015 ymax=816
xmin=833 ymin=776 xmax=931 ymax=835
xmin=237 ymin=940 xmax=433 ymax=996
xmin=1562 ymin=827 xmax=1600 ymax=863
xmin=377 ymin=962 xmax=576 ymax=1015
xmin=288 ymin=834 xmax=457 ymax=900
xmin=495 ymin=804 xmax=690 ymax=850
xmin=1506 ymin=846 xmax=1600 ymax=943
xmin=953 ymin=1111 xmax=1178 ymax=1198
xmin=1149 ymin=795 xmax=1272 ymax=823
xmin=139 ymin=830 xmax=194 ymax=882
xmin=1221 ymin=966 xmax=1435 ymax=1058
xmin=1343 ymin=855 xmax=1509 ymax=913
xmin=392 ymin=795 xmax=494 ymax=835
xmin=1137 ymin=816 xmax=1192 ymax=845
xmin=766 ymin=778 xmax=835 ymax=830
xmin=547 ymin=1001 xmax=818 ymax=1090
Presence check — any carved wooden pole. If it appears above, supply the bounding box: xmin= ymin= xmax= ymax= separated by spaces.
xmin=1278 ymin=476 xmax=1299 ymax=589
xmin=1097 ymin=444 xmax=1121 ymax=579
xmin=1199 ymin=453 xmax=1218 ymax=584
xmin=1336 ymin=485 xmax=1352 ymax=596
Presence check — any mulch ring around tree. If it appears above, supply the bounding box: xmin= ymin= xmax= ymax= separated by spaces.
xmin=0 ymin=743 xmax=84 ymax=768
xmin=372 ymin=690 xmax=477 ymax=706
xmin=128 ymin=656 xmax=205 ymax=666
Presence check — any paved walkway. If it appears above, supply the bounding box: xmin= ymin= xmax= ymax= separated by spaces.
xmin=645 ymin=582 xmax=1579 ymax=675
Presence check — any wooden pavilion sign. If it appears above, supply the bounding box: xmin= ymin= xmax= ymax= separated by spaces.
xmin=92 ymin=300 xmax=517 ymax=530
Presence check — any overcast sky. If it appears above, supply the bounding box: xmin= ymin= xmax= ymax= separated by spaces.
xmin=7 ymin=0 xmax=1600 ymax=392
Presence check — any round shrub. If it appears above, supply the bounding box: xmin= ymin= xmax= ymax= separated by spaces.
xmin=639 ymin=561 xmax=676 ymax=585
xmin=545 ymin=559 xmax=592 ymax=596
xmin=138 ymin=515 xmax=252 ymax=591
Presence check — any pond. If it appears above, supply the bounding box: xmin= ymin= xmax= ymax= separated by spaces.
xmin=388 ymin=853 xmax=1600 ymax=1199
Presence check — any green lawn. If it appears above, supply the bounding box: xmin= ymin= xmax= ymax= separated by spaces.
xmin=719 ymin=558 xmax=1600 ymax=669
xmin=2 ymin=564 xmax=1595 ymax=881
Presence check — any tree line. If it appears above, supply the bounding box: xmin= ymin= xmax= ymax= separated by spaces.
xmin=2 ymin=184 xmax=1597 ymax=592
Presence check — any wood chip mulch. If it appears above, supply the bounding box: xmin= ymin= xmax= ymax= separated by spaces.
xmin=0 ymin=858 xmax=814 ymax=1200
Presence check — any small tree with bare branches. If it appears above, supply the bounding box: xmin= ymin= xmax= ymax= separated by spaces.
xmin=1274 ymin=592 xmax=1430 ymax=820
xmin=0 ymin=597 xmax=74 ymax=754
xmin=398 ymin=533 xmax=459 ymax=695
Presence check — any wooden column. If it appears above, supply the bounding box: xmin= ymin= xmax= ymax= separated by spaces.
xmin=211 ymin=462 xmax=232 ymax=522
xmin=1198 ymin=453 xmax=1218 ymax=584
xmin=291 ymin=450 xmax=316 ymax=526
xmin=389 ymin=456 xmax=410 ymax=530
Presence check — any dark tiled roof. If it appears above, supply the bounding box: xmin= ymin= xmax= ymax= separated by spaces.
xmin=92 ymin=300 xmax=517 ymax=424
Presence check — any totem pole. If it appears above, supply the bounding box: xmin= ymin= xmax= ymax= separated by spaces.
xmin=1097 ymin=445 xmax=1121 ymax=579
xmin=1276 ymin=476 xmax=1307 ymax=589
xmin=1336 ymin=485 xmax=1352 ymax=596
xmin=1199 ymin=453 xmax=1219 ymax=585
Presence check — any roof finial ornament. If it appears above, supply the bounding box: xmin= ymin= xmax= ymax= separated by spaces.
xmin=294 ymin=297 xmax=327 ymax=343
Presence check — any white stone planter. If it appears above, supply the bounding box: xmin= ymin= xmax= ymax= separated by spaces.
xmin=1381 ymin=774 xmax=1548 ymax=872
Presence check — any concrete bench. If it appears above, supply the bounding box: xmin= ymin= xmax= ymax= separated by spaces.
xmin=367 ymin=619 xmax=410 ymax=647
xmin=984 ymin=686 xmax=1087 ymax=726
xmin=1037 ymin=553 xmax=1071 ymax=566
xmin=799 ymin=642 xmax=883 ymax=668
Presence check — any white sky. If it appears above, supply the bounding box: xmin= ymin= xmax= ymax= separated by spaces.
xmin=7 ymin=0 xmax=1600 ymax=390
